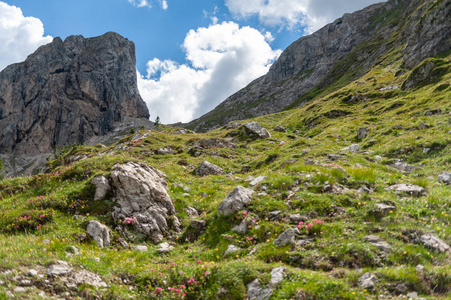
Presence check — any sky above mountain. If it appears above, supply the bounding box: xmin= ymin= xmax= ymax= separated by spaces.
xmin=0 ymin=0 xmax=383 ymax=123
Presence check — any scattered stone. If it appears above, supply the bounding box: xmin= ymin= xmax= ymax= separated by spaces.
xmin=274 ymin=125 xmax=287 ymax=133
xmin=423 ymin=148 xmax=431 ymax=154
xmin=157 ymin=242 xmax=173 ymax=253
xmin=247 ymin=279 xmax=273 ymax=300
xmin=189 ymin=220 xmax=206 ymax=231
xmin=395 ymin=283 xmax=408 ymax=294
xmin=66 ymin=246 xmax=80 ymax=255
xmin=269 ymin=211 xmax=282 ymax=221
xmin=407 ymin=291 xmax=418 ymax=299
xmin=47 ymin=261 xmax=72 ymax=277
xmin=224 ymin=245 xmax=242 ymax=256
xmin=157 ymin=148 xmax=174 ymax=155
xmin=380 ymin=85 xmax=398 ymax=91
xmin=296 ymin=238 xmax=315 ymax=247
xmin=363 ymin=235 xmax=391 ymax=252
xmin=185 ymin=207 xmax=199 ymax=218
xmin=420 ymin=234 xmax=450 ymax=253
xmin=274 ymin=228 xmax=296 ymax=247
xmin=134 ymin=245 xmax=148 ymax=252
xmin=177 ymin=159 xmax=190 ymax=166
xmin=19 ymin=279 xmax=32 ymax=286
xmin=417 ymin=123 xmax=427 ymax=130
xmin=341 ymin=144 xmax=360 ymax=153
xmin=327 ymin=154 xmax=341 ymax=161
xmin=110 ymin=162 xmax=179 ymax=243
xmin=242 ymin=122 xmax=271 ymax=139
xmin=369 ymin=203 xmax=396 ymax=220
xmin=438 ymin=172 xmax=451 ymax=185
xmin=304 ymin=158 xmax=316 ymax=165
xmin=232 ymin=219 xmax=248 ymax=234
xmin=391 ymin=160 xmax=417 ymax=174
xmin=415 ymin=264 xmax=425 ymax=273
xmin=194 ymin=160 xmax=225 ymax=176
xmin=27 ymin=269 xmax=38 ymax=277
xmin=359 ymin=273 xmax=377 ymax=289
xmin=289 ymin=214 xmax=308 ymax=224
xmin=281 ymin=159 xmax=298 ymax=168
xmin=358 ymin=127 xmax=369 ymax=139
xmin=270 ymin=267 xmax=286 ymax=287
xmin=69 ymin=270 xmax=108 ymax=288
xmin=90 ymin=175 xmax=111 ymax=201
xmin=249 ymin=176 xmax=267 ymax=187
xmin=217 ymin=186 xmax=254 ymax=216
xmin=388 ymin=184 xmax=425 ymax=196
xmin=86 ymin=220 xmax=111 ymax=248
xmin=193 ymin=138 xmax=237 ymax=149
xmin=13 ymin=287 xmax=28 ymax=293
xmin=225 ymin=122 xmax=242 ymax=130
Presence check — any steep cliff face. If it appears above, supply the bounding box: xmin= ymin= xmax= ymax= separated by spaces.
xmin=0 ymin=32 xmax=149 ymax=155
xmin=186 ymin=0 xmax=450 ymax=132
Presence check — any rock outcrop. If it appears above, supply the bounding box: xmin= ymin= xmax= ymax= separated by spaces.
xmin=110 ymin=162 xmax=179 ymax=243
xmin=186 ymin=0 xmax=450 ymax=132
xmin=0 ymin=32 xmax=149 ymax=174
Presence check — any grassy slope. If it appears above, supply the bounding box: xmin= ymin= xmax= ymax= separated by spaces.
xmin=0 ymin=53 xmax=450 ymax=299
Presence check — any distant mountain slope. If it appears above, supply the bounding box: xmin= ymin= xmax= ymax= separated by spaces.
xmin=186 ymin=0 xmax=450 ymax=132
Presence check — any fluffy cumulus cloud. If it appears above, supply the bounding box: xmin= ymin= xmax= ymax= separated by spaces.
xmin=0 ymin=2 xmax=52 ymax=71
xmin=225 ymin=0 xmax=382 ymax=32
xmin=138 ymin=21 xmax=281 ymax=123
xmin=127 ymin=0 xmax=168 ymax=9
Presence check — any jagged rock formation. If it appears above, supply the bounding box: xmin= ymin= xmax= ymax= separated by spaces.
xmin=0 ymin=32 xmax=150 ymax=175
xmin=187 ymin=0 xmax=451 ymax=132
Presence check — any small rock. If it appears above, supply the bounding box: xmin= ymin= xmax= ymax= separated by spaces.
xmin=69 ymin=270 xmax=108 ymax=288
xmin=194 ymin=161 xmax=225 ymax=176
xmin=281 ymin=159 xmax=298 ymax=168
xmin=417 ymin=123 xmax=427 ymax=130
xmin=157 ymin=242 xmax=173 ymax=253
xmin=341 ymin=144 xmax=360 ymax=153
xmin=407 ymin=291 xmax=418 ymax=299
xmin=415 ymin=264 xmax=424 ymax=273
xmin=249 ymin=176 xmax=267 ymax=187
xmin=327 ymin=154 xmax=341 ymax=161
xmin=157 ymin=148 xmax=174 ymax=155
xmin=225 ymin=122 xmax=242 ymax=129
xmin=388 ymin=184 xmax=425 ymax=196
xmin=27 ymin=269 xmax=38 ymax=277
xmin=247 ymin=279 xmax=273 ymax=300
xmin=189 ymin=220 xmax=206 ymax=231
xmin=363 ymin=235 xmax=391 ymax=252
xmin=358 ymin=127 xmax=369 ymax=139
xmin=217 ymin=186 xmax=254 ymax=216
xmin=359 ymin=273 xmax=377 ymax=289
xmin=224 ymin=245 xmax=242 ymax=256
xmin=185 ymin=207 xmax=199 ymax=218
xmin=274 ymin=228 xmax=296 ymax=247
xmin=242 ymin=122 xmax=271 ymax=139
xmin=289 ymin=214 xmax=308 ymax=224
xmin=304 ymin=158 xmax=316 ymax=165
xmin=86 ymin=220 xmax=111 ymax=248
xmin=395 ymin=283 xmax=408 ymax=294
xmin=19 ymin=279 xmax=32 ymax=286
xmin=420 ymin=234 xmax=450 ymax=253
xmin=391 ymin=160 xmax=417 ymax=174
xmin=134 ymin=245 xmax=148 ymax=252
xmin=47 ymin=261 xmax=72 ymax=277
xmin=232 ymin=219 xmax=248 ymax=234
xmin=66 ymin=246 xmax=79 ymax=255
xmin=296 ymin=238 xmax=315 ymax=247
xmin=369 ymin=203 xmax=396 ymax=219
xmin=438 ymin=172 xmax=451 ymax=185
xmin=274 ymin=125 xmax=287 ymax=133
xmin=13 ymin=287 xmax=28 ymax=293
xmin=270 ymin=267 xmax=286 ymax=287
xmin=90 ymin=175 xmax=111 ymax=201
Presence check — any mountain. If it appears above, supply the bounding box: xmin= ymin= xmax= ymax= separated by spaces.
xmin=0 ymin=32 xmax=150 ymax=175
xmin=186 ymin=0 xmax=451 ymax=132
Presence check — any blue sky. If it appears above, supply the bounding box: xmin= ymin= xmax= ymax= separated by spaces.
xmin=0 ymin=0 xmax=382 ymax=123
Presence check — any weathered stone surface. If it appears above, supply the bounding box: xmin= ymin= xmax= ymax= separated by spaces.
xmin=86 ymin=220 xmax=111 ymax=248
xmin=185 ymin=207 xmax=199 ymax=218
xmin=359 ymin=273 xmax=377 ymax=289
xmin=369 ymin=203 xmax=396 ymax=220
xmin=341 ymin=144 xmax=360 ymax=153
xmin=157 ymin=148 xmax=174 ymax=155
xmin=69 ymin=270 xmax=108 ymax=288
xmin=217 ymin=186 xmax=254 ymax=216
xmin=388 ymin=184 xmax=425 ymax=196
xmin=363 ymin=235 xmax=391 ymax=252
xmin=0 ymin=32 xmax=149 ymax=157
xmin=192 ymin=138 xmax=237 ymax=149
xmin=249 ymin=176 xmax=267 ymax=187
xmin=110 ymin=162 xmax=178 ymax=243
xmin=391 ymin=160 xmax=417 ymax=174
xmin=274 ymin=125 xmax=287 ymax=133
xmin=157 ymin=242 xmax=173 ymax=253
xmin=270 ymin=267 xmax=286 ymax=287
xmin=274 ymin=228 xmax=296 ymax=247
xmin=420 ymin=234 xmax=450 ymax=253
xmin=134 ymin=245 xmax=148 ymax=252
xmin=189 ymin=220 xmax=206 ymax=231
xmin=358 ymin=127 xmax=369 ymax=139
xmin=438 ymin=172 xmax=451 ymax=185
xmin=224 ymin=244 xmax=242 ymax=256
xmin=242 ymin=122 xmax=271 ymax=139
xmin=194 ymin=161 xmax=225 ymax=176
xmin=247 ymin=279 xmax=273 ymax=300
xmin=232 ymin=219 xmax=248 ymax=234
xmin=90 ymin=176 xmax=111 ymax=201
xmin=47 ymin=261 xmax=72 ymax=277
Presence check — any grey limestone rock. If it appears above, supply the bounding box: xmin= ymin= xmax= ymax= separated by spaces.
xmin=217 ymin=186 xmax=254 ymax=216
xmin=86 ymin=220 xmax=111 ymax=248
xmin=274 ymin=228 xmax=296 ymax=247
xmin=391 ymin=160 xmax=417 ymax=174
xmin=249 ymin=176 xmax=267 ymax=187
xmin=358 ymin=127 xmax=369 ymax=139
xmin=388 ymin=184 xmax=425 ymax=196
xmin=274 ymin=125 xmax=287 ymax=133
xmin=90 ymin=176 xmax=111 ymax=201
xmin=242 ymin=122 xmax=271 ymax=139
xmin=69 ymin=270 xmax=108 ymax=288
xmin=359 ymin=273 xmax=377 ymax=289
xmin=363 ymin=235 xmax=391 ymax=252
xmin=438 ymin=172 xmax=451 ymax=185
xmin=134 ymin=245 xmax=148 ymax=252
xmin=110 ymin=162 xmax=179 ymax=243
xmin=232 ymin=219 xmax=248 ymax=234
xmin=194 ymin=160 xmax=225 ymax=176
xmin=247 ymin=279 xmax=273 ymax=300
xmin=341 ymin=144 xmax=360 ymax=153
xmin=47 ymin=261 xmax=72 ymax=277
xmin=224 ymin=244 xmax=242 ymax=256
xmin=157 ymin=242 xmax=173 ymax=253
xmin=420 ymin=234 xmax=450 ymax=253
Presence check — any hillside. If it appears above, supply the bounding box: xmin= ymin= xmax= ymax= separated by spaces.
xmin=0 ymin=44 xmax=450 ymax=299
xmin=186 ymin=0 xmax=451 ymax=132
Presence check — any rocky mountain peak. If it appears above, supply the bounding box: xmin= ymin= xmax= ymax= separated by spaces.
xmin=0 ymin=32 xmax=149 ymax=156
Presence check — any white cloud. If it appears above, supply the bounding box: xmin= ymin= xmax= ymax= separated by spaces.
xmin=161 ymin=0 xmax=168 ymax=10
xmin=0 ymin=2 xmax=52 ymax=71
xmin=138 ymin=21 xmax=281 ymax=124
xmin=127 ymin=0 xmax=152 ymax=8
xmin=225 ymin=0 xmax=383 ymax=32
